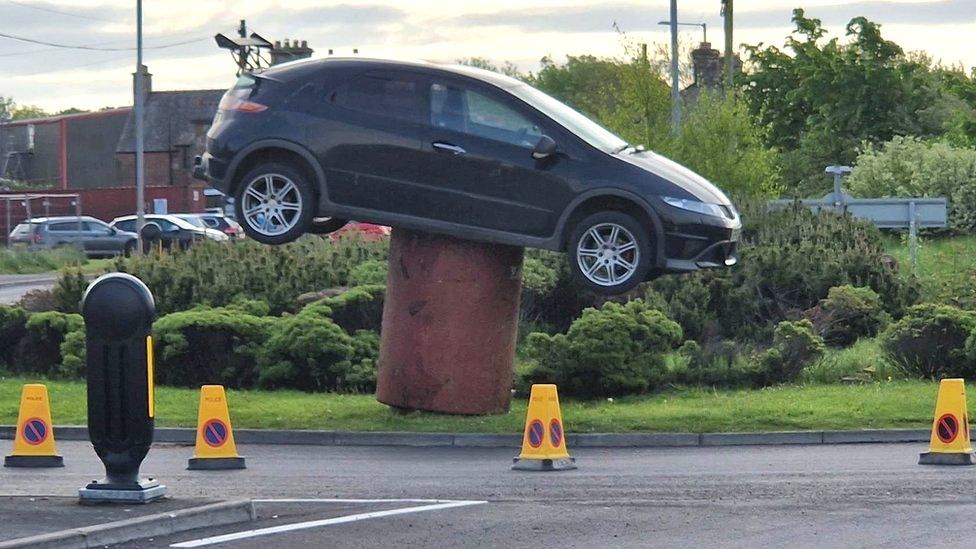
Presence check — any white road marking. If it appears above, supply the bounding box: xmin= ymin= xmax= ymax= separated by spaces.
xmin=169 ymin=499 xmax=487 ymax=548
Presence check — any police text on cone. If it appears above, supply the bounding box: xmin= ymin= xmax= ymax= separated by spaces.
xmin=919 ymin=378 xmax=974 ymax=465
xmin=187 ymin=385 xmax=246 ymax=470
xmin=5 ymin=384 xmax=63 ymax=467
xmin=513 ymin=384 xmax=576 ymax=471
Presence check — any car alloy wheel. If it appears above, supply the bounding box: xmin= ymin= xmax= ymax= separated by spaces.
xmin=575 ymin=222 xmax=640 ymax=287
xmin=240 ymin=173 xmax=304 ymax=237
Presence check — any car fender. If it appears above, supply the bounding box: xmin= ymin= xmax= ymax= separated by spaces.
xmin=225 ymin=138 xmax=327 ymax=198
xmin=554 ymin=188 xmax=666 ymax=269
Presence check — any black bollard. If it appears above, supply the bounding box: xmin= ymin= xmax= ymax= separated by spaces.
xmin=78 ymin=273 xmax=166 ymax=503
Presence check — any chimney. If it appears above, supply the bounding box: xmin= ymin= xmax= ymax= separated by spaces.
xmin=690 ymin=42 xmax=722 ymax=90
xmin=270 ymin=38 xmax=314 ymax=66
xmin=132 ymin=64 xmax=152 ymax=103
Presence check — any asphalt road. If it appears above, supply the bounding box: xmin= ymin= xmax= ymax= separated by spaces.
xmin=0 ymin=273 xmax=58 ymax=304
xmin=3 ymin=440 xmax=976 ymax=547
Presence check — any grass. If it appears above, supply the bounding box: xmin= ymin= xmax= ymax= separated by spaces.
xmin=884 ymin=233 xmax=976 ymax=305
xmin=0 ymin=376 xmax=951 ymax=433
xmin=0 ymin=247 xmax=89 ymax=275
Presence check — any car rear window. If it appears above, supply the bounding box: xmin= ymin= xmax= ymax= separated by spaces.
xmin=331 ymin=73 xmax=427 ymax=124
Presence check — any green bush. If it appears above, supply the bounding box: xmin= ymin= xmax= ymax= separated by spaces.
xmin=881 ymin=304 xmax=976 ymax=379
xmin=153 ymin=308 xmax=273 ymax=388
xmin=525 ymin=299 xmax=682 ymax=397
xmin=313 ymin=285 xmax=385 ymax=333
xmin=349 ymin=260 xmax=388 ymax=286
xmin=847 ymin=136 xmax=976 ymax=233
xmin=809 ymin=285 xmax=890 ymax=346
xmin=13 ymin=311 xmax=83 ymax=376
xmin=114 ymin=236 xmax=388 ymax=315
xmin=802 ymin=338 xmax=901 ymax=384
xmin=346 ymin=330 xmax=380 ymax=392
xmin=59 ymin=328 xmax=86 ymax=378
xmin=757 ymin=319 xmax=826 ymax=384
xmin=53 ymin=268 xmax=88 ymax=313
xmin=673 ymin=339 xmax=763 ymax=388
xmin=0 ymin=305 xmax=28 ymax=367
xmin=256 ymin=314 xmax=355 ymax=391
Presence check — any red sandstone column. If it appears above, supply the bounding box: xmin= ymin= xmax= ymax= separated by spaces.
xmin=375 ymin=228 xmax=524 ymax=415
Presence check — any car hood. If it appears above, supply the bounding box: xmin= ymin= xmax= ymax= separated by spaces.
xmin=615 ymin=150 xmax=732 ymax=205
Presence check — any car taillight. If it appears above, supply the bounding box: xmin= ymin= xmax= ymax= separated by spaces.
xmin=32 ymin=233 xmax=43 ymax=244
xmin=218 ymin=95 xmax=267 ymax=113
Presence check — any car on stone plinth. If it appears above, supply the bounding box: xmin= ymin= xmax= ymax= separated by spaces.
xmin=194 ymin=57 xmax=741 ymax=294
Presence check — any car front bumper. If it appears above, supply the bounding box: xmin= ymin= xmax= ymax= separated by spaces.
xmin=650 ymin=198 xmax=742 ymax=273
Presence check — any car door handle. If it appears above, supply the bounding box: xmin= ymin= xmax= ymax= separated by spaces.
xmin=433 ymin=142 xmax=466 ymax=155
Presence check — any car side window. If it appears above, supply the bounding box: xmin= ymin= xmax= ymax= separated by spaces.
xmin=331 ymin=73 xmax=427 ymax=124
xmin=84 ymin=222 xmax=112 ymax=235
xmin=114 ymin=220 xmax=135 ymax=232
xmin=430 ymin=83 xmax=544 ymax=148
xmin=155 ymin=220 xmax=180 ymax=232
xmin=48 ymin=222 xmax=79 ymax=232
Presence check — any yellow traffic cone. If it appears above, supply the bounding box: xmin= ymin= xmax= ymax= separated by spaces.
xmin=187 ymin=385 xmax=246 ymax=470
xmin=919 ymin=378 xmax=974 ymax=465
xmin=512 ymin=384 xmax=576 ymax=471
xmin=4 ymin=384 xmax=64 ymax=467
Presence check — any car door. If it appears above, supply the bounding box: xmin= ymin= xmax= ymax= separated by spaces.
xmin=83 ymin=220 xmax=119 ymax=255
xmin=47 ymin=220 xmax=85 ymax=249
xmin=417 ymin=79 xmax=576 ymax=238
xmin=312 ymin=70 xmax=430 ymax=216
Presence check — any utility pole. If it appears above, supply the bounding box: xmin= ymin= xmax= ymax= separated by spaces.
xmin=135 ymin=0 xmax=145 ymax=252
xmin=669 ymin=0 xmax=680 ymax=134
xmin=722 ymin=0 xmax=734 ymax=89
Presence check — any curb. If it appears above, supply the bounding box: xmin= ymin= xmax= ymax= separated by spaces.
xmin=0 ymin=500 xmax=255 ymax=549
xmin=0 ymin=276 xmax=59 ymax=289
xmin=0 ymin=425 xmax=931 ymax=448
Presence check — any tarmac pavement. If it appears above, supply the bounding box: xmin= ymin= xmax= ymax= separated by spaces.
xmin=3 ymin=440 xmax=976 ymax=547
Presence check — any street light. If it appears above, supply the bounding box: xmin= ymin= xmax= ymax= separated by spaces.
xmin=657 ymin=21 xmax=707 ymax=44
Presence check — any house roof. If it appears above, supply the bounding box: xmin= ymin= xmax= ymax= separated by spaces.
xmin=116 ymin=89 xmax=224 ymax=153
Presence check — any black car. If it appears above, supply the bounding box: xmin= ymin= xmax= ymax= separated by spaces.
xmin=195 ymin=57 xmax=740 ymax=294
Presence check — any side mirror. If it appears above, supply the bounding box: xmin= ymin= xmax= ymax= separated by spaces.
xmin=532 ymin=135 xmax=557 ymax=160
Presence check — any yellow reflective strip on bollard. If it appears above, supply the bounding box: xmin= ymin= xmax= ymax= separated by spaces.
xmin=146 ymin=335 xmax=155 ymax=418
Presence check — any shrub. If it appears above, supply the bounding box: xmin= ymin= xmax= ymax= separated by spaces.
xmin=803 ymin=338 xmax=901 ymax=384
xmin=349 ymin=260 xmax=388 ymax=286
xmin=59 ymin=328 xmax=86 ymax=378
xmin=346 ymin=330 xmax=380 ymax=392
xmin=808 ymin=285 xmax=890 ymax=346
xmin=882 ymin=304 xmax=976 ymax=378
xmin=256 ymin=314 xmax=355 ymax=391
xmin=313 ymin=285 xmax=385 ymax=333
xmin=13 ymin=311 xmax=83 ymax=376
xmin=757 ymin=319 xmax=826 ymax=384
xmin=525 ymin=299 xmax=682 ymax=397
xmin=153 ymin=308 xmax=273 ymax=388
xmin=0 ymin=305 xmax=27 ymax=366
xmin=674 ymin=339 xmax=763 ymax=388
xmin=53 ymin=268 xmax=88 ymax=313
xmin=114 ymin=236 xmax=388 ymax=314
xmin=847 ymin=136 xmax=976 ymax=233
xmin=16 ymin=289 xmax=59 ymax=312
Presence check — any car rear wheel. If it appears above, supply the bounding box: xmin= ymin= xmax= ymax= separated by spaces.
xmin=235 ymin=162 xmax=315 ymax=245
xmin=568 ymin=211 xmax=652 ymax=295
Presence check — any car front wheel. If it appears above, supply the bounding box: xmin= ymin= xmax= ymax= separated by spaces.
xmin=568 ymin=211 xmax=652 ymax=295
xmin=235 ymin=162 xmax=315 ymax=245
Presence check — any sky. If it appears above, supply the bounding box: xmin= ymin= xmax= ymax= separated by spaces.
xmin=0 ymin=0 xmax=974 ymax=112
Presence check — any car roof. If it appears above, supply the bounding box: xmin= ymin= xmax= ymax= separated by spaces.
xmin=259 ymin=57 xmax=525 ymax=90
xmin=22 ymin=216 xmax=98 ymax=224
xmin=112 ymin=214 xmax=197 ymax=229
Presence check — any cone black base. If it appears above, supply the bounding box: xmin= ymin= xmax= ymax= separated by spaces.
xmin=512 ymin=457 xmax=577 ymax=471
xmin=919 ymin=451 xmax=975 ymax=465
xmin=187 ymin=456 xmax=246 ymax=470
xmin=4 ymin=454 xmax=64 ymax=468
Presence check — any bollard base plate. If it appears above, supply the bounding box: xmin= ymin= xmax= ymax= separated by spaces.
xmin=4 ymin=454 xmax=64 ymax=468
xmin=79 ymin=479 xmax=167 ymax=504
xmin=512 ymin=457 xmax=577 ymax=471
xmin=919 ymin=451 xmax=975 ymax=465
xmin=187 ymin=456 xmax=247 ymax=470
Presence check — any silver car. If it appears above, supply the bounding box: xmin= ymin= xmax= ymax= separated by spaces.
xmin=8 ymin=216 xmax=139 ymax=257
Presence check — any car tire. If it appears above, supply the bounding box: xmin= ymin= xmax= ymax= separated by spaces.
xmin=568 ymin=211 xmax=652 ymax=295
xmin=308 ymin=217 xmax=348 ymax=235
xmin=234 ymin=162 xmax=316 ymax=245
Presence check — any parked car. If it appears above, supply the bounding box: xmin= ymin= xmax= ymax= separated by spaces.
xmin=110 ymin=214 xmax=229 ymax=250
xmin=195 ymin=57 xmax=740 ymax=294
xmin=8 ymin=216 xmax=138 ymax=257
xmin=174 ymin=213 xmax=245 ymax=239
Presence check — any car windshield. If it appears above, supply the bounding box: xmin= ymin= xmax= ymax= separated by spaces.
xmin=508 ymin=83 xmax=629 ymax=153
xmin=176 ymin=215 xmax=206 ymax=228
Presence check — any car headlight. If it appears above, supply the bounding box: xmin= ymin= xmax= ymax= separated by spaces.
xmin=661 ymin=196 xmax=728 ymax=218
